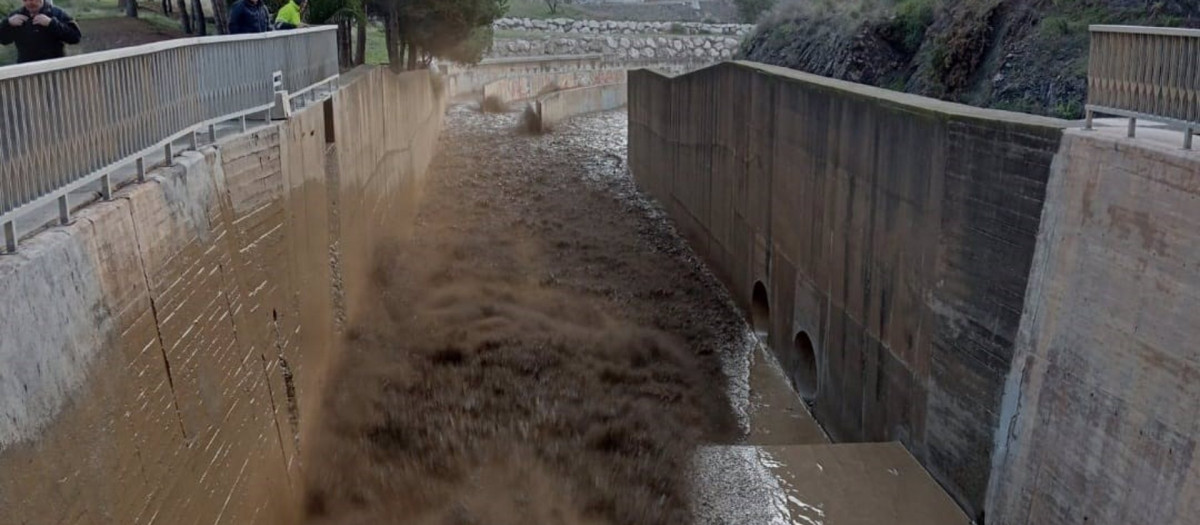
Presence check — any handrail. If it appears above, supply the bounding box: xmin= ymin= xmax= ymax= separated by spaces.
xmin=1085 ymin=24 xmax=1199 ymax=148
xmin=0 ymin=26 xmax=338 ymax=252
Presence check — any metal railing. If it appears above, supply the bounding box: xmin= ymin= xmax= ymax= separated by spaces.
xmin=1086 ymin=25 xmax=1200 ymax=149
xmin=0 ymin=26 xmax=338 ymax=252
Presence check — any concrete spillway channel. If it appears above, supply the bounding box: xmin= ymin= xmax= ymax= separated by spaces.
xmin=301 ymin=102 xmax=973 ymax=523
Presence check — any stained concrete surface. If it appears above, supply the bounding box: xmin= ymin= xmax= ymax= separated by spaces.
xmin=986 ymin=120 xmax=1200 ymax=524
xmin=0 ymin=68 xmax=446 ymax=524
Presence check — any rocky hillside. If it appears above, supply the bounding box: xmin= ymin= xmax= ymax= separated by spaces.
xmin=739 ymin=0 xmax=1200 ymax=119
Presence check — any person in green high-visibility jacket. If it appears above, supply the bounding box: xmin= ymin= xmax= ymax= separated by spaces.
xmin=274 ymin=0 xmax=303 ymax=30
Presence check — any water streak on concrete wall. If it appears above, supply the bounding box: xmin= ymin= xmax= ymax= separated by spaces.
xmin=628 ymin=61 xmax=1065 ymax=519
xmin=0 ymin=66 xmax=446 ymax=523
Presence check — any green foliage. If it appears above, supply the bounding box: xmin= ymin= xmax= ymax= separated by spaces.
xmin=1052 ymin=99 xmax=1083 ymax=119
xmin=891 ymin=0 xmax=935 ymax=53
xmin=734 ymin=0 xmax=775 ymax=24
xmin=436 ymin=25 xmax=495 ymax=64
xmin=396 ymin=0 xmax=507 ymax=65
xmin=308 ymin=0 xmax=364 ymax=24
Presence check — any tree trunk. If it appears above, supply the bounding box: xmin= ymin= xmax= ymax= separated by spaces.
xmin=192 ymin=0 xmax=206 ymax=36
xmin=212 ymin=0 xmax=229 ymax=34
xmin=355 ymin=15 xmax=366 ymax=65
xmin=337 ymin=18 xmax=353 ymax=69
xmin=176 ymin=0 xmax=192 ymax=33
xmin=124 ymin=0 xmax=138 ymax=18
xmin=406 ymin=39 xmax=417 ymax=71
xmin=385 ymin=14 xmax=401 ymax=73
xmin=162 ymin=0 xmax=171 ymax=15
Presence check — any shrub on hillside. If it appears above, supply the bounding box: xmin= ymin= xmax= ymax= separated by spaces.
xmin=735 ymin=0 xmax=776 ymax=23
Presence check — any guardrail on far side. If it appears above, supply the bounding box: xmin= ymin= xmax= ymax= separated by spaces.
xmin=0 ymin=26 xmax=340 ymax=253
xmin=1086 ymin=24 xmax=1200 ymax=149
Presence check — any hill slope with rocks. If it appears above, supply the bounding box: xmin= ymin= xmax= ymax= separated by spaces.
xmin=739 ymin=0 xmax=1200 ymax=119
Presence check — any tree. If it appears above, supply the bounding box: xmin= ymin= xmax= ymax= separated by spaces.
xmin=192 ymin=0 xmax=207 ymax=35
xmin=121 ymin=0 xmax=138 ymax=18
xmin=356 ymin=15 xmax=367 ymax=65
xmin=176 ymin=0 xmax=192 ymax=33
xmin=379 ymin=0 xmax=508 ymax=71
xmin=545 ymin=0 xmax=559 ymax=14
xmin=212 ymin=0 xmax=230 ymax=34
xmin=308 ymin=0 xmax=366 ymax=68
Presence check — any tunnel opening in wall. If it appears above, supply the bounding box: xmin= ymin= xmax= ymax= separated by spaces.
xmin=792 ymin=331 xmax=818 ymax=400
xmin=751 ymin=281 xmax=770 ymax=343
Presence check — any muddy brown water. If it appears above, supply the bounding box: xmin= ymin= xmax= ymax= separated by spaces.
xmin=299 ymin=106 xmax=755 ymax=524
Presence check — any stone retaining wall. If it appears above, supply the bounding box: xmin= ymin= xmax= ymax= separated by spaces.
xmin=491 ymin=34 xmax=739 ymax=61
xmin=493 ymin=17 xmax=753 ymax=37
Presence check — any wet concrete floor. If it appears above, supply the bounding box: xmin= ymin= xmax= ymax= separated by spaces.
xmin=697 ymin=333 xmax=970 ymax=524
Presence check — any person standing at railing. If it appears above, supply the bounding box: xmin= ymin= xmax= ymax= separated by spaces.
xmin=228 ymin=0 xmax=271 ymax=34
xmin=274 ymin=0 xmax=304 ymax=30
xmin=0 ymin=0 xmax=81 ymax=63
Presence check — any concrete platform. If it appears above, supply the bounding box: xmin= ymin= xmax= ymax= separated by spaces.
xmin=705 ymin=338 xmax=968 ymax=524
xmin=692 ymin=442 xmax=971 ymax=525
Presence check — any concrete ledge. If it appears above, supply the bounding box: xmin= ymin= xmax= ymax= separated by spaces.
xmin=532 ymin=82 xmax=628 ymax=133
xmin=482 ymin=69 xmax=626 ymax=105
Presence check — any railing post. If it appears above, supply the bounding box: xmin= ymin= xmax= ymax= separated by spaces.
xmin=165 ymin=142 xmax=174 ymax=165
xmin=190 ymin=130 xmax=199 ymax=151
xmin=58 ymin=194 xmax=71 ymax=225
xmin=1127 ymin=117 xmax=1137 ymax=138
xmin=100 ymin=174 xmax=112 ymax=201
xmin=1085 ymin=109 xmax=1094 ymax=130
xmin=137 ymin=157 xmax=146 ymax=183
xmin=1186 ymin=128 xmax=1194 ymax=150
xmin=3 ymin=221 xmax=16 ymax=254
xmin=240 ymin=115 xmax=248 ymax=133
xmin=208 ymin=124 xmax=217 ymax=144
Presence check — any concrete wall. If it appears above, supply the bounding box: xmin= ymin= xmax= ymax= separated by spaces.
xmin=482 ymin=69 xmax=626 ymax=104
xmin=628 ymin=61 xmax=1065 ymax=519
xmin=444 ymin=54 xmax=606 ymax=97
xmin=0 ymin=66 xmax=445 ymax=523
xmin=535 ymin=82 xmax=628 ymax=132
xmin=986 ymin=130 xmax=1200 ymax=524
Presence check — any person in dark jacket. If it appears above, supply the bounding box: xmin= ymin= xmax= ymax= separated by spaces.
xmin=0 ymin=0 xmax=81 ymax=64
xmin=228 ymin=0 xmax=271 ymax=34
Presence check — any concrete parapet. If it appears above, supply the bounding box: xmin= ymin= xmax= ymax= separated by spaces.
xmin=444 ymin=54 xmax=606 ymax=98
xmin=482 ymin=69 xmax=626 ymax=105
xmin=533 ymin=82 xmax=628 ymax=132
xmin=0 ymin=66 xmax=446 ymax=523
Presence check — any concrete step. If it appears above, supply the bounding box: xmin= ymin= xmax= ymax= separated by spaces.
xmin=692 ymin=442 xmax=971 ymax=525
xmin=705 ymin=338 xmax=968 ymax=523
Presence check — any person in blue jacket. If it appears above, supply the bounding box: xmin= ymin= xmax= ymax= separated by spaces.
xmin=0 ymin=0 xmax=81 ymax=63
xmin=228 ymin=0 xmax=271 ymax=34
